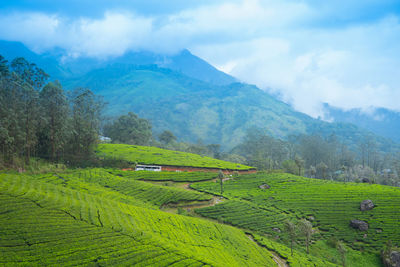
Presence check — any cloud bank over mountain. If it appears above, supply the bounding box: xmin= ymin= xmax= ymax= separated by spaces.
xmin=1 ymin=0 xmax=400 ymax=118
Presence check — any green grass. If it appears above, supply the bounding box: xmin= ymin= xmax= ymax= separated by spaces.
xmin=109 ymin=169 xmax=217 ymax=182
xmin=97 ymin=143 xmax=253 ymax=170
xmin=0 ymin=172 xmax=276 ymax=266
xmin=192 ymin=172 xmax=400 ymax=255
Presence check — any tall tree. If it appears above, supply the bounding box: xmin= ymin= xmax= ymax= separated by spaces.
xmin=284 ymin=219 xmax=297 ymax=256
xmin=316 ymin=162 xmax=328 ymax=179
xmin=206 ymin=144 xmax=221 ymax=159
xmin=104 ymin=112 xmax=152 ymax=145
xmin=298 ymin=219 xmax=313 ymax=254
xmin=39 ymin=81 xmax=69 ymax=161
xmin=218 ymin=170 xmax=224 ymax=195
xmin=10 ymin=57 xmax=48 ymax=164
xmin=68 ymin=88 xmax=103 ymax=164
xmin=159 ymin=130 xmax=176 ymax=145
xmin=295 ymin=156 xmax=305 ymax=176
xmin=337 ymin=241 xmax=347 ymax=267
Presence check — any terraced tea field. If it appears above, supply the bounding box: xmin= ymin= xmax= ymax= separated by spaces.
xmin=0 ymin=172 xmax=277 ymax=266
xmin=1 ymin=166 xmax=396 ymax=266
xmin=97 ymin=143 xmax=253 ymax=170
xmin=109 ymin=169 xmax=217 ymax=182
xmin=192 ymin=173 xmax=400 ymax=253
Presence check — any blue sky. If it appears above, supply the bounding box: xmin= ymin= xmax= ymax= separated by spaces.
xmin=1 ymin=0 xmax=400 ymax=118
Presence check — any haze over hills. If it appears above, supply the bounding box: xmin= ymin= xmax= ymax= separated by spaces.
xmin=324 ymin=103 xmax=400 ymax=143
xmin=0 ymin=40 xmax=398 ymax=152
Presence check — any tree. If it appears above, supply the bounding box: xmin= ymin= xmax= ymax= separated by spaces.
xmin=104 ymin=112 xmax=152 ymax=145
xmin=316 ymin=162 xmax=328 ymax=179
xmin=206 ymin=144 xmax=221 ymax=159
xmin=337 ymin=241 xmax=347 ymax=267
xmin=39 ymin=81 xmax=68 ymax=161
xmin=282 ymin=160 xmax=298 ymax=175
xmin=67 ymin=88 xmax=103 ymax=164
xmin=284 ymin=219 xmax=297 ymax=256
xmin=298 ymin=219 xmax=313 ymax=254
xmin=309 ymin=165 xmax=316 ymax=178
xmin=218 ymin=170 xmax=224 ymax=195
xmin=295 ymin=155 xmax=305 ymax=176
xmin=10 ymin=57 xmax=48 ymax=164
xmin=232 ymin=128 xmax=289 ymax=170
xmin=10 ymin=57 xmax=49 ymax=90
xmin=0 ymin=55 xmax=9 ymax=76
xmin=159 ymin=130 xmax=176 ymax=144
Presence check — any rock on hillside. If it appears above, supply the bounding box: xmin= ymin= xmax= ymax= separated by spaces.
xmin=360 ymin=200 xmax=375 ymax=211
xmin=259 ymin=184 xmax=271 ymax=190
xmin=350 ymin=219 xmax=369 ymax=231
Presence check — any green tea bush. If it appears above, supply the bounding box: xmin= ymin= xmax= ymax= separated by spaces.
xmin=109 ymin=169 xmax=217 ymax=182
xmin=0 ymin=172 xmax=276 ymax=266
xmin=97 ymin=143 xmax=253 ymax=170
xmin=192 ymin=172 xmax=400 ymax=252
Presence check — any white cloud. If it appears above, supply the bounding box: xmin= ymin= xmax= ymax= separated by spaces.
xmin=192 ymin=15 xmax=400 ymax=117
xmin=0 ymin=0 xmax=400 ymax=117
xmin=0 ymin=11 xmax=153 ymax=57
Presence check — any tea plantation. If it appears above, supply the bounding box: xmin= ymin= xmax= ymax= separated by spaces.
xmin=0 ymin=172 xmax=276 ymax=266
xmin=193 ymin=172 xmax=400 ymax=254
xmin=97 ymin=143 xmax=253 ymax=170
xmin=1 ymin=162 xmax=399 ymax=265
xmin=109 ymin=169 xmax=217 ymax=182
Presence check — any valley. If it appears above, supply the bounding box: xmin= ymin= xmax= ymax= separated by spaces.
xmin=1 ymin=34 xmax=400 ymax=267
xmin=1 ymin=144 xmax=398 ymax=266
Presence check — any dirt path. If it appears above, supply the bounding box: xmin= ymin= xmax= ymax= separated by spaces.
xmin=270 ymin=251 xmax=289 ymax=267
xmin=143 ymin=178 xmax=290 ymax=266
xmin=246 ymin=234 xmax=288 ymax=267
xmin=162 ymin=195 xmax=225 ymax=213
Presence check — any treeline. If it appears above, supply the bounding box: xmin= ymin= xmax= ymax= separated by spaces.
xmin=102 ymin=113 xmax=223 ymax=159
xmin=231 ymin=128 xmax=400 ymax=186
xmin=0 ymin=55 xmax=103 ymax=167
xmin=103 ymin=110 xmax=400 ymax=187
xmin=7 ymin=54 xmax=396 ymax=185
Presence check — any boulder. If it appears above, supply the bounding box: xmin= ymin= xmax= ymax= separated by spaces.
xmin=259 ymin=184 xmax=270 ymax=190
xmin=272 ymin=227 xmax=281 ymax=233
xmin=390 ymin=251 xmax=400 ymax=267
xmin=360 ymin=199 xmax=375 ymax=211
xmin=362 ymin=178 xmax=371 ymax=183
xmin=350 ymin=219 xmax=369 ymax=231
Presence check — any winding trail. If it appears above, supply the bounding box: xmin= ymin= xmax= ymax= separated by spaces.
xmin=143 ymin=178 xmax=288 ymax=267
xmin=246 ymin=234 xmax=289 ymax=267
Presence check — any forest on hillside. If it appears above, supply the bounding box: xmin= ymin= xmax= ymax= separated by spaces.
xmin=1 ymin=55 xmax=400 ymax=187
xmin=0 ymin=55 xmax=103 ymax=166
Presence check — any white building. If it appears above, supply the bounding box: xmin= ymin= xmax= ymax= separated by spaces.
xmin=135 ymin=165 xmax=162 ymax=171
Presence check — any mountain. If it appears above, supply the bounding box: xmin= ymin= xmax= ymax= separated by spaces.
xmin=0 ymin=40 xmax=66 ymax=78
xmin=1 ymin=40 xmax=398 ymax=152
xmin=324 ymin=103 xmax=400 ymax=143
xmin=62 ymin=63 xmax=397 ymax=151
xmin=0 ymin=40 xmax=235 ymax=86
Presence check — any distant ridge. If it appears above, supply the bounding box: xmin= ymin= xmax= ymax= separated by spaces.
xmin=324 ymin=103 xmax=400 ymax=143
xmin=1 ymin=39 xmax=398 ymax=152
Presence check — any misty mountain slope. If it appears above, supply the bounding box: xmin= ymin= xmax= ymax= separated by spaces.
xmin=63 ymin=63 xmax=397 ymax=151
xmin=1 ymin=40 xmax=398 ymax=151
xmin=62 ymin=63 xmax=312 ymax=146
xmin=0 ymin=40 xmax=66 ymax=78
xmin=160 ymin=49 xmax=237 ymax=85
xmin=325 ymin=104 xmax=400 ymax=143
xmin=0 ymin=40 xmax=235 ymax=86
